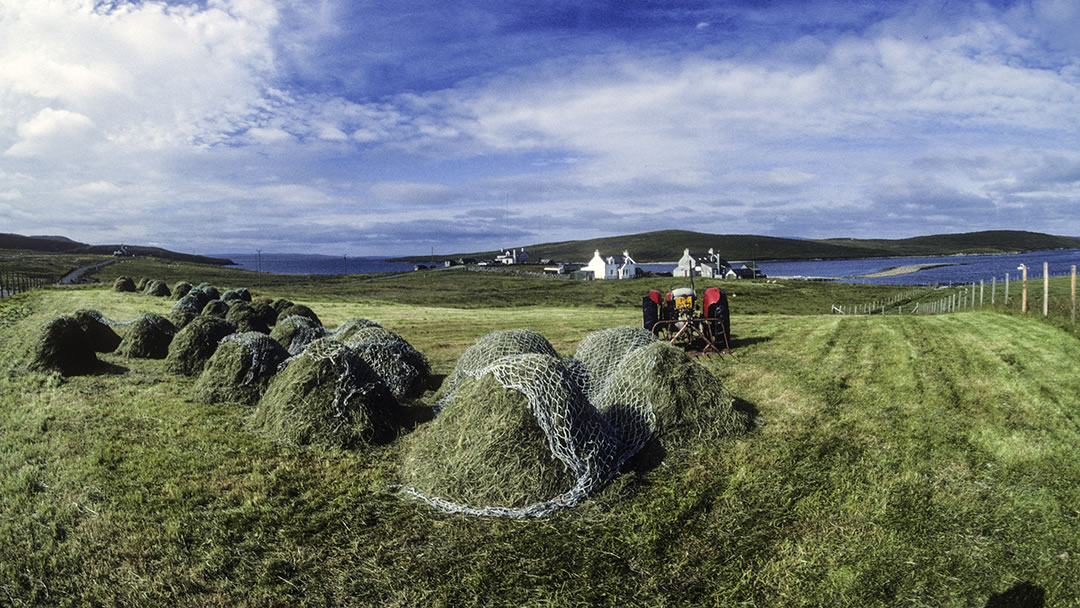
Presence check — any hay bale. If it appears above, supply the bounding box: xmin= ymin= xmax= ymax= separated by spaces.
xmin=573 ymin=326 xmax=657 ymax=400
xmin=278 ymin=304 xmax=320 ymax=326
xmin=225 ymin=301 xmax=269 ymax=334
xmin=193 ymin=332 xmax=290 ymax=406
xmin=172 ymin=281 xmax=193 ymax=300
xmin=435 ymin=329 xmax=558 ymax=407
xmin=164 ymin=316 xmax=237 ymax=376
xmin=143 ymin=279 xmax=171 ymax=297
xmin=269 ymin=315 xmax=327 ymax=355
xmin=116 ymin=313 xmax=177 ymax=359
xmin=28 ymin=315 xmax=98 ymax=375
xmin=270 ymin=298 xmax=294 ymax=313
xmin=344 ymin=327 xmax=431 ymax=399
xmin=328 ymin=318 xmax=382 ymax=343
xmin=201 ymin=299 xmax=229 ymax=318
xmin=402 ymin=368 xmax=574 ymax=509
xmin=250 ymin=338 xmax=399 ymax=448
xmin=195 ymin=283 xmax=220 ymax=301
xmin=72 ymin=309 xmax=122 ymax=353
xmin=113 ymin=276 xmax=136 ymax=292
xmin=221 ymin=288 xmax=252 ymax=303
xmin=250 ymin=300 xmax=278 ymax=328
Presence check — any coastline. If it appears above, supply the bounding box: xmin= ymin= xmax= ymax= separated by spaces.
xmin=847 ymin=263 xmax=957 ymax=279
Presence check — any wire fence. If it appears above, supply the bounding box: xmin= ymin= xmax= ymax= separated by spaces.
xmin=0 ymin=271 xmax=51 ymax=298
xmin=832 ymin=262 xmax=1078 ymax=324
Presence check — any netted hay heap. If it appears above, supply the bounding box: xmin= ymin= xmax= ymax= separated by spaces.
xmin=143 ymin=279 xmax=171 ymax=297
xmin=72 ymin=309 xmax=122 ymax=353
xmin=172 ymin=281 xmax=193 ymax=300
xmin=221 ymin=288 xmax=252 ymax=303
xmin=195 ymin=283 xmax=221 ymax=301
xmin=270 ymin=298 xmax=294 ymax=314
xmin=29 ymin=315 xmax=98 ymax=375
xmin=170 ymin=291 xmax=209 ymax=328
xmin=250 ymin=338 xmax=399 ymax=448
xmin=343 ymin=326 xmax=431 ymax=399
xmin=194 ymin=332 xmax=289 ymax=406
xmin=328 ymin=318 xmax=382 ymax=343
xmin=278 ymin=304 xmax=321 ymax=326
xmin=113 ymin=276 xmax=136 ymax=293
xmin=270 ymin=315 xmax=327 ymax=355
xmin=116 ymin=313 xmax=177 ymax=359
xmin=250 ymin=300 xmax=278 ymax=328
xmin=403 ymin=326 xmax=744 ymax=518
xmin=225 ymin=301 xmax=269 ymax=334
xmin=164 ymin=316 xmax=237 ymax=376
xmin=201 ymin=299 xmax=229 ymax=318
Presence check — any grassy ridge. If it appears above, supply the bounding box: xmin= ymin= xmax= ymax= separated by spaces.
xmin=2 ymin=276 xmax=1080 ymax=605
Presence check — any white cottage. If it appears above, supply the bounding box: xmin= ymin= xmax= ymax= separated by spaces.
xmin=584 ymin=250 xmax=641 ymax=280
xmin=673 ymin=248 xmax=729 ymax=278
xmin=495 ymin=248 xmax=529 ymax=265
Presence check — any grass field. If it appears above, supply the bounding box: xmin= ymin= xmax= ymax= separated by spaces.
xmin=2 ymin=261 xmax=1079 ymax=606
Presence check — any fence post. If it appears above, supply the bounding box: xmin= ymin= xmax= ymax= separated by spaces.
xmin=980 ymin=280 xmax=984 ymax=307
xmin=1072 ymin=265 xmax=1076 ymax=324
xmin=992 ymin=276 xmax=996 ymax=305
xmin=1021 ymin=265 xmax=1028 ymax=313
xmin=1005 ymin=272 xmax=1010 ymax=304
xmin=1044 ymin=262 xmax=1049 ymax=317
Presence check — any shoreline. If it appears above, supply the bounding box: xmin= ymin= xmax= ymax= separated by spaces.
xmin=847 ymin=263 xmax=957 ymax=279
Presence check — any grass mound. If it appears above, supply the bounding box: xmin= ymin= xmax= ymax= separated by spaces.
xmin=269 ymin=315 xmax=327 ymax=355
xmin=225 ymin=301 xmax=269 ymax=334
xmin=249 ymin=338 xmax=399 ymax=448
xmin=172 ymin=281 xmax=193 ymax=300
xmin=116 ymin=313 xmax=177 ymax=359
xmin=112 ymin=276 xmax=136 ymax=292
xmin=143 ymin=279 xmax=171 ymax=297
xmin=402 ymin=364 xmax=574 ymax=510
xmin=345 ymin=327 xmax=431 ymax=399
xmin=194 ymin=332 xmax=290 ymax=406
xmin=278 ymin=304 xmax=321 ymax=326
xmin=201 ymin=299 xmax=229 ymax=318
xmin=328 ymin=318 xmax=382 ymax=343
xmin=164 ymin=316 xmax=237 ymax=376
xmin=72 ymin=309 xmax=122 ymax=353
xmin=221 ymin=288 xmax=252 ymax=302
xmin=28 ymin=315 xmax=98 ymax=376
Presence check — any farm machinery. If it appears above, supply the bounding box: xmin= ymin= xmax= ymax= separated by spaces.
xmin=642 ymin=285 xmax=731 ymax=355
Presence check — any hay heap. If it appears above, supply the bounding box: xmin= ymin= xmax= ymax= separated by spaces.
xmin=170 ymin=290 xmax=210 ymax=329
xmin=72 ymin=309 xmax=122 ymax=353
xmin=135 ymin=277 xmax=149 ymax=291
xmin=278 ymin=304 xmax=321 ymax=326
xmin=28 ymin=315 xmax=98 ymax=375
xmin=221 ymin=288 xmax=252 ymax=303
xmin=201 ymin=299 xmax=229 ymax=318
xmin=269 ymin=315 xmax=327 ymax=355
xmin=249 ymin=338 xmax=399 ymax=448
xmin=328 ymin=317 xmax=382 ymax=343
xmin=113 ymin=276 xmax=136 ymax=292
xmin=250 ymin=300 xmax=278 ymax=328
xmin=225 ymin=301 xmax=269 ymax=334
xmin=344 ymin=326 xmax=431 ymax=399
xmin=143 ymin=279 xmax=171 ymax=297
xmin=270 ymin=298 xmax=294 ymax=314
xmin=194 ymin=332 xmax=289 ymax=406
xmin=172 ymin=281 xmax=193 ymax=300
xmin=116 ymin=313 xmax=177 ymax=359
xmin=195 ymin=283 xmax=221 ymax=301
xmin=164 ymin=316 xmax=237 ymax=376
xmin=402 ymin=326 xmax=745 ymax=518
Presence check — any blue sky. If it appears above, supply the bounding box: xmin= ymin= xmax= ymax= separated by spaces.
xmin=2 ymin=0 xmax=1079 ymax=256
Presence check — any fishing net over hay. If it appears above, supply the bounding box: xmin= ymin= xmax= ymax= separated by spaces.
xmin=225 ymin=301 xmax=269 ymax=334
xmin=194 ymin=332 xmax=289 ymax=406
xmin=250 ymin=338 xmax=398 ymax=448
xmin=250 ymin=300 xmax=278 ymax=328
xmin=270 ymin=315 xmax=328 ymax=355
xmin=195 ymin=283 xmax=221 ymax=301
xmin=172 ymin=281 xmax=193 ymax=300
xmin=221 ymin=288 xmax=252 ymax=302
xmin=278 ymin=304 xmax=321 ymax=326
xmin=73 ymin=309 xmax=122 ymax=353
xmin=116 ymin=313 xmax=177 ymax=359
xmin=202 ymin=299 xmax=229 ymax=318
xmin=29 ymin=315 xmax=98 ymax=375
xmin=403 ymin=326 xmax=743 ymax=518
xmin=344 ymin=326 xmax=431 ymax=399
xmin=328 ymin=318 xmax=382 ymax=343
xmin=164 ymin=316 xmax=237 ymax=376
xmin=170 ymin=292 xmax=208 ymax=328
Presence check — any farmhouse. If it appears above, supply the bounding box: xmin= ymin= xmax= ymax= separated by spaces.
xmin=582 ymin=250 xmax=642 ymax=280
xmin=673 ymin=248 xmax=730 ymax=278
xmin=495 ymin=248 xmax=529 ymax=265
xmin=726 ymin=262 xmax=765 ymax=279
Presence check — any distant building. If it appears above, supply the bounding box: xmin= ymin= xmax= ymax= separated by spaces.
xmin=673 ymin=248 xmax=730 ymax=278
xmin=496 ymin=248 xmax=529 ymax=265
xmin=583 ymin=250 xmax=642 ymax=280
xmin=543 ymin=263 xmax=580 ymax=275
xmin=726 ymin=262 xmax=765 ymax=279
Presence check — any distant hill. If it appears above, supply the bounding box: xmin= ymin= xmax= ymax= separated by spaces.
xmin=401 ymin=229 xmax=1080 ymax=263
xmin=0 ymin=233 xmax=232 ymax=266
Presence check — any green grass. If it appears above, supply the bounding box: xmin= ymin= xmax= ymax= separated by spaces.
xmin=2 ymin=266 xmax=1080 ymax=606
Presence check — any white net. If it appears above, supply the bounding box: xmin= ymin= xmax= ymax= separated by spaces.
xmin=404 ymin=326 xmax=676 ymax=519
xmin=220 ymin=331 xmax=290 ymax=384
xmin=272 ymin=315 xmax=329 ymax=355
xmin=344 ymin=327 xmax=431 ymax=399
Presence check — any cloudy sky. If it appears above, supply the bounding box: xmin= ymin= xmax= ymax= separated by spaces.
xmin=2 ymin=0 xmax=1079 ymax=256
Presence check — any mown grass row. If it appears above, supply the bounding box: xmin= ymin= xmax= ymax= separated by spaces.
xmin=2 ymin=273 xmax=1079 ymax=606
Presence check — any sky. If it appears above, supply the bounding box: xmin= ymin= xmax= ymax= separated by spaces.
xmin=2 ymin=0 xmax=1080 ymax=257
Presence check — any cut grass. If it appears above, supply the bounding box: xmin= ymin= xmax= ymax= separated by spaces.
xmin=2 ymin=281 xmax=1080 ymax=606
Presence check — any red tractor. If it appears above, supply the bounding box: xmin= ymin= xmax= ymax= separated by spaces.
xmin=643 ymin=286 xmax=731 ymax=355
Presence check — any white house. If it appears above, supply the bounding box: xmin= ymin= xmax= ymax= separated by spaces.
xmin=495 ymin=248 xmax=529 ymax=265
xmin=673 ymin=248 xmax=729 ymax=278
xmin=584 ymin=250 xmax=641 ymax=280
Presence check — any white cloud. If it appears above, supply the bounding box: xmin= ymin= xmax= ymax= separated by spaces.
xmin=4 ymin=107 xmax=98 ymax=158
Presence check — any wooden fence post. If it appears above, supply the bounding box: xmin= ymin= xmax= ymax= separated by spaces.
xmin=1021 ymin=265 xmax=1028 ymax=313
xmin=1072 ymin=265 xmax=1076 ymax=324
xmin=1005 ymin=272 xmax=1010 ymax=304
xmin=980 ymin=280 xmax=984 ymax=307
xmin=1044 ymin=262 xmax=1050 ymax=317
xmin=992 ymin=276 xmax=996 ymax=305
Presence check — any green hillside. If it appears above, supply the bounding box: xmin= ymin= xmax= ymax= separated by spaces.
xmin=0 ymin=233 xmax=232 ymax=266
xmin=409 ymin=229 xmax=1080 ymax=263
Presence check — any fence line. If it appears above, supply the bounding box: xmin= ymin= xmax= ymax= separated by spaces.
xmin=831 ymin=261 xmax=1078 ymax=324
xmin=0 ymin=270 xmax=50 ymax=298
